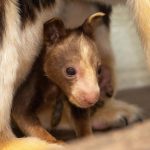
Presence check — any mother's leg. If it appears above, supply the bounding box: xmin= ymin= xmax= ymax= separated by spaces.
xmin=0 ymin=0 xmax=64 ymax=149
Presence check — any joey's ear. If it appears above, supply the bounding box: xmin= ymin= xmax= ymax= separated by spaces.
xmin=44 ymin=18 xmax=66 ymax=45
xmin=82 ymin=12 xmax=105 ymax=37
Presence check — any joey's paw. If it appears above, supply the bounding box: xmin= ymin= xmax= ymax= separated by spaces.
xmin=92 ymin=99 xmax=143 ymax=130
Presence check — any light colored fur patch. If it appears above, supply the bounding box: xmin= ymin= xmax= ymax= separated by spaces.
xmin=79 ymin=35 xmax=98 ymax=86
xmin=1 ymin=137 xmax=65 ymax=150
xmin=127 ymin=0 xmax=150 ymax=68
xmin=0 ymin=0 xmax=63 ymax=141
xmin=70 ymin=35 xmax=100 ymax=106
xmin=0 ymin=0 xmax=21 ymax=138
xmin=79 ymin=35 xmax=95 ymax=66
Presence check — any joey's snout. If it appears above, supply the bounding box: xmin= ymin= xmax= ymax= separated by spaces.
xmin=70 ymin=85 xmax=100 ymax=108
xmin=80 ymin=90 xmax=100 ymax=106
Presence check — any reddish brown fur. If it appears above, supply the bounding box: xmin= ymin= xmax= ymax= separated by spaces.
xmin=12 ymin=13 xmax=108 ymax=142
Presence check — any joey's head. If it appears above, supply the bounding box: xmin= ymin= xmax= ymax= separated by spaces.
xmin=44 ymin=13 xmax=105 ymax=108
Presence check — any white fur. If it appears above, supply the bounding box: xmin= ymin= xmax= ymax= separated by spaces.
xmin=127 ymin=0 xmax=150 ymax=68
xmin=0 ymin=0 xmax=21 ymax=138
xmin=0 ymin=0 xmax=63 ymax=139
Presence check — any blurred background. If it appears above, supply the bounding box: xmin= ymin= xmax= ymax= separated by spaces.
xmin=111 ymin=5 xmax=150 ymax=90
xmin=111 ymin=5 xmax=150 ymax=118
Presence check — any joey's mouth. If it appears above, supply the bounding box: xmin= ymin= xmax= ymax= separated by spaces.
xmin=69 ymin=97 xmax=97 ymax=109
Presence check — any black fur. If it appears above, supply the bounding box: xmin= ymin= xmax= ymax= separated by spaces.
xmin=0 ymin=0 xmax=6 ymax=45
xmin=18 ymin=0 xmax=55 ymax=28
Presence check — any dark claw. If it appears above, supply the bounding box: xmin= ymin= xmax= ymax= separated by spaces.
xmin=112 ymin=117 xmax=129 ymax=129
xmin=135 ymin=116 xmax=143 ymax=123
xmin=122 ymin=116 xmax=128 ymax=126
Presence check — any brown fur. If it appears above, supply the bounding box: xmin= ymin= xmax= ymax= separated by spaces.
xmin=12 ymin=13 xmax=106 ymax=142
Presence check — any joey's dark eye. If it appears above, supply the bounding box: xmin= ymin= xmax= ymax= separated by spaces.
xmin=66 ymin=67 xmax=76 ymax=77
xmin=97 ymin=65 xmax=102 ymax=75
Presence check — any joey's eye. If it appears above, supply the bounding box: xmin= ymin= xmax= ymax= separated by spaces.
xmin=66 ymin=67 xmax=76 ymax=77
xmin=97 ymin=65 xmax=102 ymax=75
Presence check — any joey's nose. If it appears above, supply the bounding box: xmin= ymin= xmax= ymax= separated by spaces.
xmin=82 ymin=90 xmax=100 ymax=105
